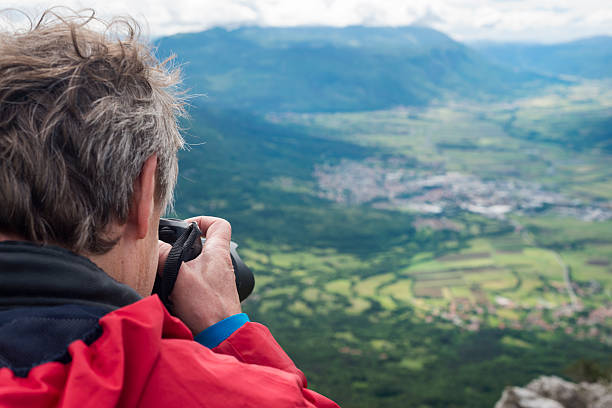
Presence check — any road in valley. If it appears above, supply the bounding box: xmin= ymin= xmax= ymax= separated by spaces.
xmin=553 ymin=252 xmax=579 ymax=308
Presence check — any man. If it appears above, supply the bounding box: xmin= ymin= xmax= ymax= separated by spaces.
xmin=0 ymin=9 xmax=339 ymax=407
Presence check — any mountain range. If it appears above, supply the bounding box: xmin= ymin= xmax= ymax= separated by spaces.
xmin=155 ymin=26 xmax=563 ymax=113
xmin=156 ymin=25 xmax=612 ymax=408
xmin=471 ymin=36 xmax=612 ymax=80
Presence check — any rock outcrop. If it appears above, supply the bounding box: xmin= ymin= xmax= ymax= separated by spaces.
xmin=495 ymin=376 xmax=612 ymax=408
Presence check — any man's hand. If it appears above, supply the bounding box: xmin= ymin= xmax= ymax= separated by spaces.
xmin=158 ymin=216 xmax=242 ymax=335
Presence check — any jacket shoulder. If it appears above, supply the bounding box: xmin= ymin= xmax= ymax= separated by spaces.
xmin=1 ymin=297 xmax=338 ymax=408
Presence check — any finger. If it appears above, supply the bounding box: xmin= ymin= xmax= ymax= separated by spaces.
xmin=185 ymin=216 xmax=232 ymax=250
xmin=157 ymin=240 xmax=172 ymax=276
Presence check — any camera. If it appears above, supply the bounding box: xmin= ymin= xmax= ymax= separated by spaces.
xmin=154 ymin=218 xmax=255 ymax=305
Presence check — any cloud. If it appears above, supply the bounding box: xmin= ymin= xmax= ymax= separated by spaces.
xmin=411 ymin=7 xmax=445 ymax=27
xmin=4 ymin=0 xmax=612 ymax=43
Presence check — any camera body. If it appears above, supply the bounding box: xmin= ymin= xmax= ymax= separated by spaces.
xmin=156 ymin=218 xmax=255 ymax=302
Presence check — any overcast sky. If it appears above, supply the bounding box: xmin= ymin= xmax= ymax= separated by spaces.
xmin=4 ymin=0 xmax=612 ymax=43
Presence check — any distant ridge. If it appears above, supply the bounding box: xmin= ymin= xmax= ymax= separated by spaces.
xmin=471 ymin=36 xmax=612 ymax=79
xmin=155 ymin=25 xmax=552 ymax=113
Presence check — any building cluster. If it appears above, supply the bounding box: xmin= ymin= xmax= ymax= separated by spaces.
xmin=315 ymin=158 xmax=611 ymax=343
xmin=426 ymin=294 xmax=612 ymax=344
xmin=314 ymin=159 xmax=612 ymax=221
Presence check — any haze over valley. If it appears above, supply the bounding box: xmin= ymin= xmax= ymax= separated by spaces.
xmin=156 ymin=25 xmax=612 ymax=408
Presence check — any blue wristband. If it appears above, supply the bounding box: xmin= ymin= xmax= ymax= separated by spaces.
xmin=194 ymin=313 xmax=250 ymax=348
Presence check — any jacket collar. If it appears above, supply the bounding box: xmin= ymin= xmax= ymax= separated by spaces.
xmin=0 ymin=241 xmax=142 ymax=311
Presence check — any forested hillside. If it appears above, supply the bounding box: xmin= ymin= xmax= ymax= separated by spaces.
xmin=161 ymin=26 xmax=612 ymax=408
xmin=472 ymin=36 xmax=612 ymax=79
xmin=155 ymin=26 xmax=553 ymax=112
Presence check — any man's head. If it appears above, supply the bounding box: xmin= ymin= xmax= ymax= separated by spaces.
xmin=0 ymin=9 xmax=186 ymax=295
xmin=0 ymin=9 xmax=184 ymax=255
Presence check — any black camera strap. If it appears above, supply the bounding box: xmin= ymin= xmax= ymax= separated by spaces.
xmin=156 ymin=223 xmax=201 ymax=312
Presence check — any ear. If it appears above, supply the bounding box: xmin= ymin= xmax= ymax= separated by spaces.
xmin=127 ymin=154 xmax=158 ymax=240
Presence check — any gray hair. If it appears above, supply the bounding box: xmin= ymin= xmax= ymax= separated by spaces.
xmin=0 ymin=9 xmax=185 ymax=254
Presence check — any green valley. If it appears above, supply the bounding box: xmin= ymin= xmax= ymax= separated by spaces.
xmin=159 ymin=24 xmax=612 ymax=407
xmin=169 ymin=80 xmax=612 ymax=407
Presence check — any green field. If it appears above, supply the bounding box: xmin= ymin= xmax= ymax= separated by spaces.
xmin=175 ymin=80 xmax=612 ymax=407
xmin=259 ymin=82 xmax=612 ymax=337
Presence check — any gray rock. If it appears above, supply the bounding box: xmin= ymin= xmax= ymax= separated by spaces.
xmin=526 ymin=376 xmax=583 ymax=408
xmin=495 ymin=386 xmax=564 ymax=408
xmin=495 ymin=376 xmax=612 ymax=408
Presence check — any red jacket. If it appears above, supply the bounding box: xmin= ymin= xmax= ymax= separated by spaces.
xmin=0 ymin=242 xmax=339 ymax=407
xmin=0 ymin=296 xmax=339 ymax=407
